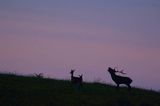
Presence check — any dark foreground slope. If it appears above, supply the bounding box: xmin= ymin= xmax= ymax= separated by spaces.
xmin=0 ymin=73 xmax=160 ymax=106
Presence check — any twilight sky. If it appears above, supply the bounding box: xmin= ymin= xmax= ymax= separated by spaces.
xmin=0 ymin=0 xmax=160 ymax=90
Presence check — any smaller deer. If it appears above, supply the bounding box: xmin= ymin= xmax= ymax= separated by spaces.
xmin=107 ymin=67 xmax=132 ymax=91
xmin=70 ymin=69 xmax=83 ymax=87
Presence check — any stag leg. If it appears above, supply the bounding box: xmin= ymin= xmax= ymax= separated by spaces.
xmin=127 ymin=84 xmax=131 ymax=91
xmin=116 ymin=84 xmax=119 ymax=90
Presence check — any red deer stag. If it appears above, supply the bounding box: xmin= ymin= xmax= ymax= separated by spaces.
xmin=107 ymin=67 xmax=132 ymax=91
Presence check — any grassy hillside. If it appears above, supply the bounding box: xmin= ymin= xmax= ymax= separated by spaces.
xmin=0 ymin=73 xmax=160 ymax=106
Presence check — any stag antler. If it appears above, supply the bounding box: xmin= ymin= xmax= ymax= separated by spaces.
xmin=114 ymin=67 xmax=126 ymax=74
xmin=114 ymin=67 xmax=118 ymax=70
xmin=118 ymin=70 xmax=126 ymax=74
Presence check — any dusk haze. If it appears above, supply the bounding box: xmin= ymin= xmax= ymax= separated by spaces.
xmin=0 ymin=0 xmax=160 ymax=91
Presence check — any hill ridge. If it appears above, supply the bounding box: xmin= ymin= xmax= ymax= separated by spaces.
xmin=0 ymin=73 xmax=160 ymax=106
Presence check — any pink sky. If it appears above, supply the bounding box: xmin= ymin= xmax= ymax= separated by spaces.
xmin=0 ymin=0 xmax=160 ymax=91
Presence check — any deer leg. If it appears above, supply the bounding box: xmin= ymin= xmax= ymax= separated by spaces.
xmin=127 ymin=84 xmax=131 ymax=91
xmin=80 ymin=82 xmax=83 ymax=87
xmin=116 ymin=84 xmax=119 ymax=90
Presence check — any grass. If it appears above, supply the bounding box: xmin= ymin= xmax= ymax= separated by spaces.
xmin=0 ymin=73 xmax=160 ymax=106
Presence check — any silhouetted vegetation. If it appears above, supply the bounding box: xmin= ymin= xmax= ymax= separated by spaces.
xmin=0 ymin=73 xmax=160 ymax=106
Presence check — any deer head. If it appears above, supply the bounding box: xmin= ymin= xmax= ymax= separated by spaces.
xmin=79 ymin=74 xmax=83 ymax=78
xmin=70 ymin=69 xmax=75 ymax=74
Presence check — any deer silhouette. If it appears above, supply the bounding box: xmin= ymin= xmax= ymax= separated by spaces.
xmin=70 ymin=69 xmax=83 ymax=87
xmin=107 ymin=67 xmax=132 ymax=91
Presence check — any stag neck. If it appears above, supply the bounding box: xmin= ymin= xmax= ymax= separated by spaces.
xmin=109 ymin=71 xmax=116 ymax=79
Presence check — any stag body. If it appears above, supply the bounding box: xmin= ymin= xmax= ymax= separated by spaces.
xmin=107 ymin=67 xmax=132 ymax=91
xmin=70 ymin=70 xmax=83 ymax=86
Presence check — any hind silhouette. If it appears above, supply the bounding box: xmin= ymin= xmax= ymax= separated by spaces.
xmin=70 ymin=69 xmax=83 ymax=87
